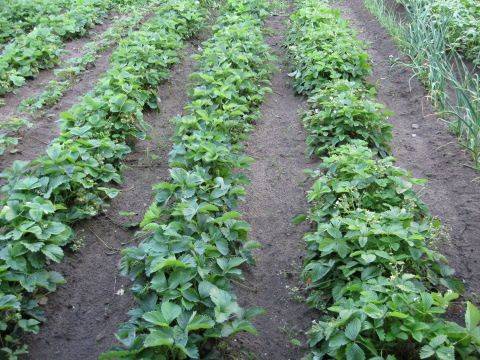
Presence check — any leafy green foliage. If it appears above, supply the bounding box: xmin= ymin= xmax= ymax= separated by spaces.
xmin=0 ymin=1 xmax=204 ymax=356
xmin=0 ymin=0 xmax=112 ymax=96
xmin=102 ymin=0 xmax=273 ymax=358
xmin=302 ymin=80 xmax=392 ymax=157
xmin=0 ymin=117 xmax=31 ymax=156
xmin=18 ymin=2 xmax=159 ymax=114
xmin=286 ymin=5 xmax=371 ymax=94
xmin=0 ymin=0 xmax=72 ymax=45
xmin=399 ymin=0 xmax=480 ymax=65
xmin=305 ymin=142 xmax=428 ymax=220
xmin=288 ymin=0 xmax=480 ymax=358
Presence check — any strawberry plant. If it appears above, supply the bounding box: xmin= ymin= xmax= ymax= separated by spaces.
xmin=302 ymin=144 xmax=479 ymax=359
xmin=0 ymin=0 xmax=205 ymax=356
xmin=101 ymin=0 xmax=273 ymax=358
xmin=286 ymin=6 xmax=370 ymax=95
xmin=0 ymin=0 xmax=72 ymax=45
xmin=302 ymin=80 xmax=393 ymax=157
xmin=0 ymin=117 xmax=31 ymax=155
xmin=287 ymin=0 xmax=480 ymax=358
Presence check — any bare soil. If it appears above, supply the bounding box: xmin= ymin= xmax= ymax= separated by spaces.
xmin=228 ymin=7 xmax=316 ymax=360
xmin=334 ymin=0 xmax=480 ymax=297
xmin=25 ymin=40 xmax=200 ymax=359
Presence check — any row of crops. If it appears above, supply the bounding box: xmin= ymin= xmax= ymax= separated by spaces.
xmin=0 ymin=0 xmax=112 ymax=96
xmin=287 ymin=0 xmax=480 ymax=358
xmin=398 ymin=0 xmax=480 ymax=65
xmin=0 ymin=0 xmax=155 ymax=99
xmin=0 ymin=0 xmax=73 ymax=44
xmin=101 ymin=0 xmax=273 ymax=357
xmin=0 ymin=0 xmax=160 ymax=158
xmin=0 ymin=0 xmax=207 ymax=356
xmin=17 ymin=1 xmax=161 ymax=114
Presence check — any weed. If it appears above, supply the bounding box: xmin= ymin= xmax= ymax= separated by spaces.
xmin=70 ymin=237 xmax=86 ymax=252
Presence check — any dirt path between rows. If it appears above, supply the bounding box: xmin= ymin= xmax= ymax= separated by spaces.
xmin=334 ymin=0 xmax=480 ymax=297
xmin=25 ymin=38 xmax=202 ymax=359
xmin=229 ymin=7 xmax=316 ymax=359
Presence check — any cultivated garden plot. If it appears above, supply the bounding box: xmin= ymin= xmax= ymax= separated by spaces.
xmin=0 ymin=0 xmax=479 ymax=359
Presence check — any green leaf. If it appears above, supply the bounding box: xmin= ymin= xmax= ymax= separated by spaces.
xmin=99 ymin=187 xmax=120 ymax=199
xmin=186 ymin=313 xmax=215 ymax=331
xmin=213 ymin=211 xmax=241 ymax=224
xmin=150 ymin=256 xmax=188 ymax=274
xmin=363 ymin=303 xmax=385 ymax=319
xmin=435 ymin=346 xmax=454 ymax=360
xmin=198 ymin=202 xmax=219 ymax=214
xmin=182 ymin=200 xmax=199 ymax=221
xmin=26 ymin=197 xmax=55 ymax=221
xmin=210 ymin=287 xmax=240 ymax=323
xmin=0 ymin=205 xmax=16 ymax=221
xmin=161 ymin=301 xmax=182 ymax=324
xmin=360 ymin=253 xmax=376 ymax=264
xmin=345 ymin=318 xmax=362 ymax=341
xmin=10 ymin=74 xmax=25 ymax=87
xmin=142 ymin=311 xmax=168 ymax=327
xmin=465 ymin=301 xmax=480 ymax=331
xmin=292 ymin=214 xmax=307 ymax=224
xmin=346 ymin=343 xmax=365 ymax=360
xmin=429 ymin=335 xmax=447 ymax=348
xmin=327 ymin=333 xmax=349 ymax=348
xmin=140 ymin=203 xmax=161 ymax=228
xmin=14 ymin=177 xmax=41 ymax=190
xmin=41 ymin=244 xmax=64 ymax=262
xmin=419 ymin=345 xmax=435 ymax=359
xmin=0 ymin=295 xmax=20 ymax=311
xmin=143 ymin=328 xmax=174 ymax=348
xmin=18 ymin=319 xmax=40 ymax=334
xmin=21 ymin=242 xmax=43 ymax=252
xmin=387 ymin=311 xmax=408 ymax=319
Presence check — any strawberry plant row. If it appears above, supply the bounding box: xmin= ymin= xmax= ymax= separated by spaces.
xmin=0 ymin=0 xmax=205 ymax=357
xmin=101 ymin=0 xmax=274 ymax=358
xmin=18 ymin=0 xmax=163 ymax=113
xmin=0 ymin=0 xmax=73 ymax=45
xmin=0 ymin=0 xmax=113 ymax=96
xmin=287 ymin=0 xmax=480 ymax=358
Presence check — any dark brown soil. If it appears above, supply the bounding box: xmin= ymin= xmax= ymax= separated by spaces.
xmin=228 ymin=8 xmax=316 ymax=360
xmin=25 ymin=40 xmax=199 ymax=359
xmin=334 ymin=0 xmax=480 ymax=296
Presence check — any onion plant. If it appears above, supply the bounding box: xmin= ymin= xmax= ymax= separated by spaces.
xmin=364 ymin=0 xmax=480 ymax=169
